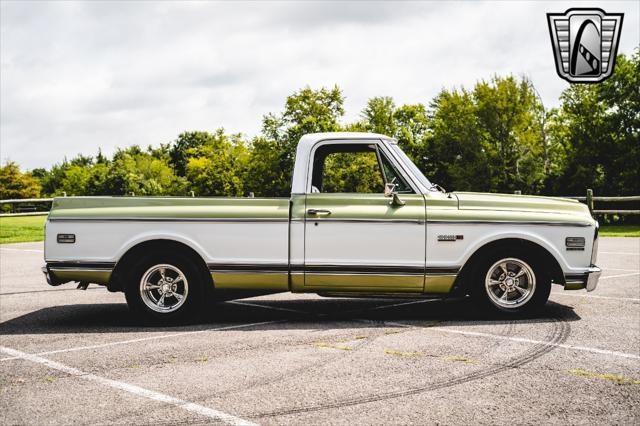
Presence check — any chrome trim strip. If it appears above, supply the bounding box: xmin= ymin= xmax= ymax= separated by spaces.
xmin=291 ymin=218 xmax=424 ymax=224
xmin=208 ymin=263 xmax=289 ymax=272
xmin=426 ymin=220 xmax=591 ymax=227
xmin=49 ymin=267 xmax=113 ymax=273
xmin=47 ymin=261 xmax=116 ymax=270
xmin=49 ymin=217 xmax=289 ymax=223
xmin=302 ymin=265 xmax=425 ymax=274
xmin=211 ymin=270 xmax=287 ymax=275
xmin=425 ymin=267 xmax=461 ymax=275
xmin=207 ymin=263 xmax=459 ymax=276
xmin=305 ymin=272 xmax=424 ymax=277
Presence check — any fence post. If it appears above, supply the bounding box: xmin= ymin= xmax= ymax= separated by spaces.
xmin=586 ymin=188 xmax=594 ymax=213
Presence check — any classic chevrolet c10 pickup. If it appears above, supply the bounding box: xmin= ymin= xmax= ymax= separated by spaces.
xmin=42 ymin=132 xmax=601 ymax=322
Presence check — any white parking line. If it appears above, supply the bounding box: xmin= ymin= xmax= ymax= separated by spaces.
xmin=606 ymin=268 xmax=640 ymax=272
xmin=0 ymin=320 xmax=281 ymax=362
xmin=0 ymin=346 xmax=256 ymax=426
xmin=600 ymin=272 xmax=640 ymax=280
xmin=0 ymin=247 xmax=44 ymax=253
xmin=384 ymin=321 xmax=640 ymax=360
xmin=1 ymin=287 xmax=105 ymax=296
xmin=599 ymin=251 xmax=639 ymax=256
xmin=228 ymin=300 xmax=309 ymax=314
xmin=551 ymin=292 xmax=640 ymax=302
xmin=219 ymin=303 xmax=640 ymax=361
xmin=230 ymin=299 xmax=434 ymax=317
xmin=366 ymin=299 xmax=434 ymax=311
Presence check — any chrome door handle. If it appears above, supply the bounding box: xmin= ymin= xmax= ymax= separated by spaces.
xmin=307 ymin=209 xmax=332 ymax=215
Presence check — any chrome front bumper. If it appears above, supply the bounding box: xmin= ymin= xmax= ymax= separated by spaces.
xmin=586 ymin=266 xmax=601 ymax=292
xmin=564 ymin=266 xmax=601 ymax=292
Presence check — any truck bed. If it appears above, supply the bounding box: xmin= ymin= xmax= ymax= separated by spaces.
xmin=45 ymin=196 xmax=291 ymax=290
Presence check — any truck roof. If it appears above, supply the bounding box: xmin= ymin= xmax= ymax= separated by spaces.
xmin=297 ymin=132 xmax=393 ymax=151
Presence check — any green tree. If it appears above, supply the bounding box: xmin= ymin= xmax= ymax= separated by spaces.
xmin=392 ymin=103 xmax=430 ymax=171
xmin=170 ymin=132 xmax=214 ymax=176
xmin=428 ymin=89 xmax=492 ymax=192
xmin=321 ymin=151 xmax=384 ymax=193
xmin=473 ymin=76 xmax=546 ymax=193
xmin=248 ymin=85 xmax=345 ymax=196
xmin=97 ymin=147 xmax=186 ymax=196
xmin=554 ymin=51 xmax=639 ymax=196
xmin=243 ymin=136 xmax=287 ymax=197
xmin=58 ymin=164 xmax=91 ymax=196
xmin=0 ymin=161 xmax=42 ymax=199
xmin=184 ymin=131 xmax=249 ymax=196
xmin=361 ymin=96 xmax=397 ymax=136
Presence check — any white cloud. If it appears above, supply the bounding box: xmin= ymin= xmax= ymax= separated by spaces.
xmin=1 ymin=0 xmax=638 ymax=169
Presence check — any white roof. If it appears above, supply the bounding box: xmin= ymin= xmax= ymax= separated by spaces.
xmin=297 ymin=132 xmax=393 ymax=149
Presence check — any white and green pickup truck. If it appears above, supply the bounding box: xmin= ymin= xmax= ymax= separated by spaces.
xmin=42 ymin=132 xmax=600 ymax=322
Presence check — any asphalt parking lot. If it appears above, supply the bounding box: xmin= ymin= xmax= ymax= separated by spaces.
xmin=1 ymin=238 xmax=639 ymax=425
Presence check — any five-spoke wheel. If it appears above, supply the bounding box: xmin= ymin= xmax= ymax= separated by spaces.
xmin=124 ymin=251 xmax=206 ymax=324
xmin=484 ymin=258 xmax=536 ymax=309
xmin=472 ymin=249 xmax=550 ymax=314
xmin=139 ymin=264 xmax=189 ymax=313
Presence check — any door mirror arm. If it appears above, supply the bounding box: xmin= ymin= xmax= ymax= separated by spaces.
xmin=384 ymin=183 xmax=405 ymax=207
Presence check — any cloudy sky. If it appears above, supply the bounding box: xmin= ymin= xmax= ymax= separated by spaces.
xmin=1 ymin=1 xmax=638 ymax=170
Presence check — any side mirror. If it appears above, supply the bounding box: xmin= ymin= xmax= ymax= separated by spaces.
xmin=384 ymin=183 xmax=405 ymax=207
xmin=384 ymin=183 xmax=396 ymax=197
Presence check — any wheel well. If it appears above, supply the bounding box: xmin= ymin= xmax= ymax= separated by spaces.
xmin=451 ymin=238 xmax=565 ymax=295
xmin=108 ymin=239 xmax=211 ymax=292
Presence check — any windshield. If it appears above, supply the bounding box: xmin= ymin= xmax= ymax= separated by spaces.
xmin=389 ymin=143 xmax=433 ymax=190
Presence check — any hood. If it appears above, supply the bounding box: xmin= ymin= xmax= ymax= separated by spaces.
xmin=454 ymin=192 xmax=592 ymax=217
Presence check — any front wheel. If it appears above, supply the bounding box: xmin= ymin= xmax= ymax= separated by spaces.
xmin=471 ymin=251 xmax=550 ymax=315
xmin=124 ymin=252 xmax=205 ymax=324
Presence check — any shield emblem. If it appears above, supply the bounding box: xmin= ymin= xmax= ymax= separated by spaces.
xmin=547 ymin=8 xmax=624 ymax=83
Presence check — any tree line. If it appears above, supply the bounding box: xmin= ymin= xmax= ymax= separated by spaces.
xmin=1 ymin=51 xmax=638 ymax=201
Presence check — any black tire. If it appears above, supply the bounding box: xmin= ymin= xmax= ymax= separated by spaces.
xmin=124 ymin=250 xmax=206 ymax=324
xmin=470 ymin=248 xmax=551 ymax=315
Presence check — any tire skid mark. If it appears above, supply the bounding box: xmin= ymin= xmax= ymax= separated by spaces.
xmin=203 ymin=302 xmax=426 ymax=398
xmin=213 ymin=307 xmax=519 ymax=400
xmin=251 ymin=316 xmax=570 ymax=419
xmin=141 ymin=317 xmax=520 ymax=412
xmin=210 ymin=324 xmax=411 ymax=399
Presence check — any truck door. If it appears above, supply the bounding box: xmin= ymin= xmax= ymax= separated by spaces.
xmin=303 ymin=140 xmax=426 ymax=292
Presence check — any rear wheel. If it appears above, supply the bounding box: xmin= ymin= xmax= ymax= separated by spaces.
xmin=124 ymin=252 xmax=205 ymax=324
xmin=471 ymin=250 xmax=550 ymax=315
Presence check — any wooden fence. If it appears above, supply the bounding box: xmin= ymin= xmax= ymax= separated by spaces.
xmin=559 ymin=189 xmax=640 ymax=216
xmin=1 ymin=189 xmax=639 ymax=217
xmin=0 ymin=198 xmax=54 ymax=217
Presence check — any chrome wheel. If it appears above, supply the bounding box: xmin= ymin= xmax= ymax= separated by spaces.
xmin=139 ymin=264 xmax=189 ymax=313
xmin=484 ymin=258 xmax=536 ymax=309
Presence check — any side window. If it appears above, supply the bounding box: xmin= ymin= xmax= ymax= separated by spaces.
xmin=380 ymin=153 xmax=413 ymax=193
xmin=310 ymin=143 xmax=413 ymax=194
xmin=322 ymin=151 xmax=384 ymax=193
